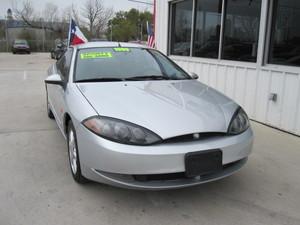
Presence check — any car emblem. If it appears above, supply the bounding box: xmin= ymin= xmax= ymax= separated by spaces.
xmin=193 ymin=133 xmax=200 ymax=139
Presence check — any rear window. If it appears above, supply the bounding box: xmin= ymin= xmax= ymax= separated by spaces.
xmin=74 ymin=47 xmax=189 ymax=81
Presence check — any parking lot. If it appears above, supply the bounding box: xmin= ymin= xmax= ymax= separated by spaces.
xmin=0 ymin=53 xmax=300 ymax=225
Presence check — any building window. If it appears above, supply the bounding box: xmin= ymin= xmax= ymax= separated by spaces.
xmin=169 ymin=0 xmax=262 ymax=63
xmin=192 ymin=0 xmax=222 ymax=58
xmin=170 ymin=0 xmax=193 ymax=56
xmin=269 ymin=0 xmax=300 ymax=67
xmin=222 ymin=0 xmax=262 ymax=62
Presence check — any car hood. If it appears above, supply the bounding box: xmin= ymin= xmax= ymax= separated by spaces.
xmin=76 ymin=80 xmax=238 ymax=139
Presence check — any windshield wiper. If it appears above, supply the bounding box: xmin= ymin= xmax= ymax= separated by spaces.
xmin=125 ymin=75 xmax=170 ymax=81
xmin=75 ymin=78 xmax=124 ymax=83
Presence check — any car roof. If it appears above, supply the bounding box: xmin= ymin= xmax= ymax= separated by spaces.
xmin=73 ymin=41 xmax=150 ymax=50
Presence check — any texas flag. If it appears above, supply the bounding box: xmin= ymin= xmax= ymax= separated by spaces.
xmin=68 ymin=19 xmax=88 ymax=46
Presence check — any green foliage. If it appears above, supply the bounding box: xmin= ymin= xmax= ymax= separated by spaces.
xmin=106 ymin=8 xmax=153 ymax=42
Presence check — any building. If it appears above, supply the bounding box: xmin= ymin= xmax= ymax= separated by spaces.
xmin=155 ymin=0 xmax=300 ymax=136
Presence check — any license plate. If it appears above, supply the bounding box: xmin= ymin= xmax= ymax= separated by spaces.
xmin=185 ymin=150 xmax=222 ymax=178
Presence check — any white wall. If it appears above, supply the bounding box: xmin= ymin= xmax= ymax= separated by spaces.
xmin=156 ymin=0 xmax=300 ymax=136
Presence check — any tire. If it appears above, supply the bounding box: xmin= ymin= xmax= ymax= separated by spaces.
xmin=12 ymin=52 xmax=16 ymax=54
xmin=27 ymin=51 xmax=31 ymax=54
xmin=67 ymin=121 xmax=88 ymax=184
xmin=46 ymin=91 xmax=55 ymax=119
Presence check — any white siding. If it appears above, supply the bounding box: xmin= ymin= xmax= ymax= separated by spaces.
xmin=155 ymin=0 xmax=300 ymax=135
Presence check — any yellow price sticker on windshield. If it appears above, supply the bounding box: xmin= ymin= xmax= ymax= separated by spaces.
xmin=113 ymin=47 xmax=130 ymax=52
xmin=80 ymin=52 xmax=113 ymax=59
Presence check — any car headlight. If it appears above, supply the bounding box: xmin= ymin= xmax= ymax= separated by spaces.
xmin=228 ymin=108 xmax=250 ymax=135
xmin=82 ymin=116 xmax=162 ymax=145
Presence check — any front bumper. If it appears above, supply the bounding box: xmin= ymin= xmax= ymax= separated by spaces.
xmin=76 ymin=124 xmax=253 ymax=189
xmin=89 ymin=157 xmax=247 ymax=190
xmin=12 ymin=48 xmax=30 ymax=53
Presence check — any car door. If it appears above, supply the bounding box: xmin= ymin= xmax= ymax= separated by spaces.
xmin=48 ymin=48 xmax=73 ymax=132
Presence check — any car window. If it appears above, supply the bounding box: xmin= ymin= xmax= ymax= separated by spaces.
xmin=56 ymin=48 xmax=73 ymax=80
xmin=74 ymin=47 xmax=190 ymax=81
xmin=14 ymin=40 xmax=27 ymax=45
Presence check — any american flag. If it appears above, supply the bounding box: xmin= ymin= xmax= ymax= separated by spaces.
xmin=147 ymin=0 xmax=156 ymax=48
xmin=147 ymin=21 xmax=155 ymax=48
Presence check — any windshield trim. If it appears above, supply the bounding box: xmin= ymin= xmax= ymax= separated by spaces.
xmin=73 ymin=47 xmax=191 ymax=83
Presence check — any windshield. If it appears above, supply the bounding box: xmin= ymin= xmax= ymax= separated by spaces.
xmin=14 ymin=40 xmax=27 ymax=45
xmin=75 ymin=47 xmax=190 ymax=81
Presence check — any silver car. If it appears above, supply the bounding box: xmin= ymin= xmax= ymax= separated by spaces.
xmin=45 ymin=42 xmax=253 ymax=190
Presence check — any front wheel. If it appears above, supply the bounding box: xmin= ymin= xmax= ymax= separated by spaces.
xmin=67 ymin=121 xmax=88 ymax=184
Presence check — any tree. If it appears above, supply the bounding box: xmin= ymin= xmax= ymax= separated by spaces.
xmin=12 ymin=0 xmax=35 ymax=25
xmin=43 ymin=3 xmax=59 ymax=24
xmin=81 ymin=0 xmax=113 ymax=38
xmin=108 ymin=19 xmax=136 ymax=42
xmin=12 ymin=1 xmax=85 ymax=40
xmin=94 ymin=7 xmax=113 ymax=38
xmin=13 ymin=0 xmax=61 ymax=32
xmin=11 ymin=0 xmax=113 ymax=41
xmin=107 ymin=9 xmax=152 ymax=42
xmin=70 ymin=4 xmax=82 ymax=27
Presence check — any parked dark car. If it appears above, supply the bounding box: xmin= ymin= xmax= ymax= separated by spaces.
xmin=12 ymin=39 xmax=30 ymax=54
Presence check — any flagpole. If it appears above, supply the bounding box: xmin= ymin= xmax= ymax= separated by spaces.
xmin=153 ymin=0 xmax=156 ymax=48
xmin=67 ymin=16 xmax=72 ymax=48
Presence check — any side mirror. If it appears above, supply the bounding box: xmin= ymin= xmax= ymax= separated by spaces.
xmin=45 ymin=74 xmax=64 ymax=86
xmin=190 ymin=72 xmax=199 ymax=80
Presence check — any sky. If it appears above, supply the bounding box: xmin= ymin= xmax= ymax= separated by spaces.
xmin=0 ymin=0 xmax=153 ymax=19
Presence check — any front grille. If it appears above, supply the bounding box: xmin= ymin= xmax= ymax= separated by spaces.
xmin=134 ymin=172 xmax=186 ymax=182
xmin=163 ymin=132 xmax=226 ymax=144
xmin=133 ymin=159 xmax=243 ymax=182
